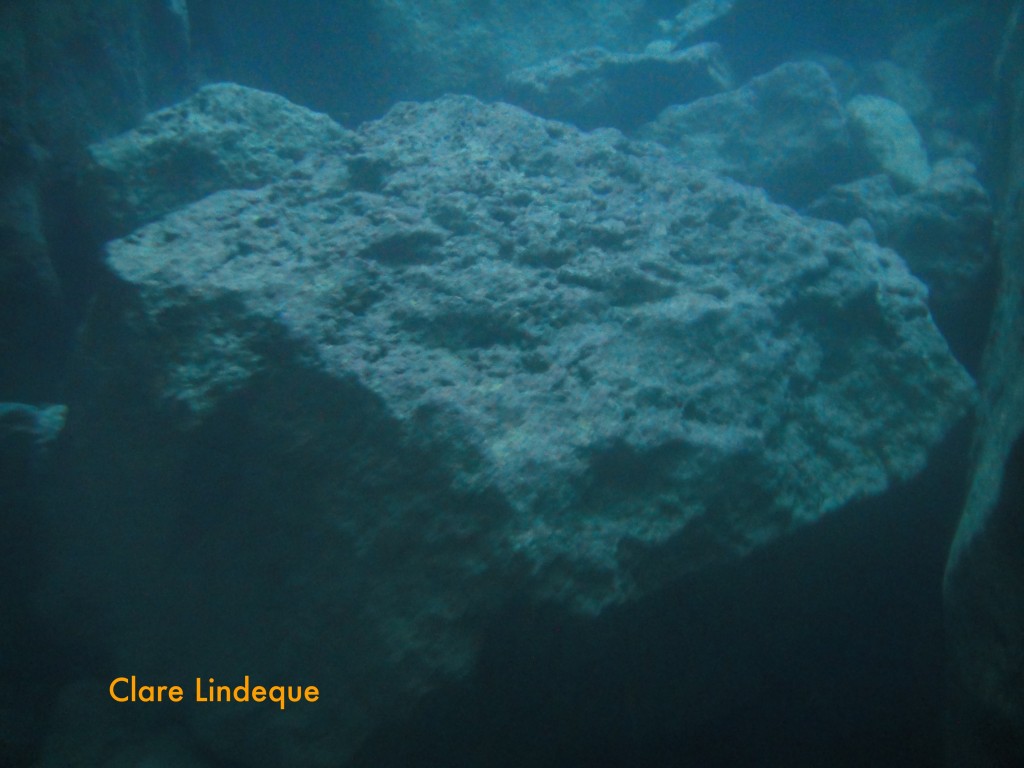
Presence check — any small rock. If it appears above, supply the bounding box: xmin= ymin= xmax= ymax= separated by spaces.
xmin=846 ymin=94 xmax=931 ymax=189
xmin=808 ymin=159 xmax=992 ymax=308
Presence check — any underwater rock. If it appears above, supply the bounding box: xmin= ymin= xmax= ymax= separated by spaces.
xmin=846 ymin=94 xmax=931 ymax=189
xmin=807 ymin=158 xmax=994 ymax=363
xmin=502 ymin=42 xmax=731 ymax=131
xmin=639 ymin=61 xmax=852 ymax=206
xmin=1 ymin=0 xmax=191 ymax=152
xmin=891 ymin=4 xmax=1005 ymax=117
xmin=49 ymin=85 xmax=974 ymax=765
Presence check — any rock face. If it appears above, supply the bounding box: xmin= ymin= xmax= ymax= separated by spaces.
xmin=502 ymin=42 xmax=732 ymax=131
xmin=372 ymin=0 xmax=651 ymax=95
xmin=51 ymin=84 xmax=974 ymax=765
xmin=639 ymin=62 xmax=852 ymax=206
xmin=944 ymin=3 xmax=1024 ymax=764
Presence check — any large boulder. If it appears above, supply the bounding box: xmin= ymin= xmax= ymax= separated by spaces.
xmin=47 ymin=84 xmax=974 ymax=766
xmin=638 ymin=62 xmax=853 ymax=206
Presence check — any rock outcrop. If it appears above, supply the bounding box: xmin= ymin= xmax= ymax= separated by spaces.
xmin=657 ymin=0 xmax=738 ymax=43
xmin=48 ymin=84 xmax=975 ymax=765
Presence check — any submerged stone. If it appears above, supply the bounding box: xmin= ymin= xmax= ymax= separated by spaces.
xmin=52 ymin=84 xmax=974 ymax=765
xmin=846 ymin=94 xmax=931 ymax=189
xmin=503 ymin=42 xmax=731 ymax=131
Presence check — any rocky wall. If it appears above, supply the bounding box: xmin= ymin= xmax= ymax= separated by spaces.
xmin=943 ymin=2 xmax=1024 ymax=764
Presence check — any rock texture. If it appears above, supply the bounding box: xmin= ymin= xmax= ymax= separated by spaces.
xmin=48 ymin=84 xmax=977 ymax=765
xmin=639 ymin=62 xmax=853 ymax=206
xmin=502 ymin=42 xmax=732 ymax=131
